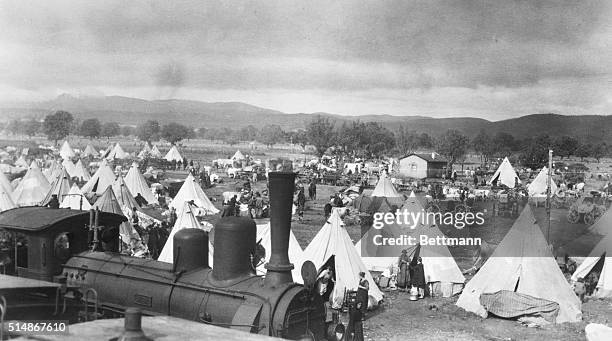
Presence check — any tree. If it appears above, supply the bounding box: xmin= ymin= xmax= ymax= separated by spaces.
xmin=576 ymin=143 xmax=592 ymax=161
xmin=7 ymin=120 xmax=21 ymax=135
xmin=24 ymin=119 xmax=41 ymax=138
xmin=43 ymin=111 xmax=74 ymax=145
xmin=435 ymin=129 xmax=469 ymax=169
xmin=80 ymin=119 xmax=101 ymax=139
xmin=472 ymin=129 xmax=493 ymax=165
xmin=519 ymin=135 xmax=552 ymax=169
xmin=136 ymin=120 xmax=161 ymax=143
xmin=395 ymin=125 xmax=419 ymax=155
xmin=240 ymin=125 xmax=259 ymax=141
xmin=555 ymin=136 xmax=579 ymax=159
xmin=258 ymin=124 xmax=285 ymax=148
xmin=362 ymin=122 xmax=395 ymax=157
xmin=592 ymin=143 xmax=608 ymax=163
xmin=101 ymin=122 xmax=120 ymax=138
xmin=306 ymin=116 xmax=336 ymax=157
xmin=161 ymin=122 xmax=192 ymax=145
xmin=121 ymin=126 xmax=135 ymax=137
xmin=417 ymin=133 xmax=434 ymax=149
xmin=492 ymin=132 xmax=517 ymax=157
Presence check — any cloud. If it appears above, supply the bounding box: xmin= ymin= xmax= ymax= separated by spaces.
xmin=0 ymin=0 xmax=610 ymax=119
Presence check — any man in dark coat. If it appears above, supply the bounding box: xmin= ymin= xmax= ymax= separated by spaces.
xmin=47 ymin=194 xmax=60 ymax=209
xmin=410 ymin=257 xmax=426 ymax=299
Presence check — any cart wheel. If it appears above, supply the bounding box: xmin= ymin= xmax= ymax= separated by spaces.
xmin=567 ymin=210 xmax=580 ymax=224
xmin=584 ymin=212 xmax=595 ymax=225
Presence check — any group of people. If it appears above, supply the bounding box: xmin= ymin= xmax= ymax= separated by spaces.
xmin=397 ymin=250 xmax=427 ymax=299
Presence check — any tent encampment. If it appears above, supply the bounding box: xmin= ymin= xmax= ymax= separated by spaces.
xmin=158 ymin=202 xmax=213 ymax=264
xmin=42 ymin=168 xmax=72 ymax=206
xmin=356 ymin=196 xmax=465 ymax=297
xmin=169 ymin=173 xmax=219 ymax=215
xmin=527 ymin=167 xmax=557 ymax=198
xmin=12 ymin=161 xmax=51 ymax=206
xmin=106 ymin=143 xmax=130 ymax=160
xmin=0 ymin=171 xmax=13 ymax=200
xmin=137 ymin=144 xmax=152 ymax=158
xmin=14 ymin=156 xmax=29 ymax=168
xmin=43 ymin=160 xmax=63 ymax=183
xmin=353 ymin=176 xmax=404 ymax=213
xmin=456 ymin=205 xmax=582 ymax=323
xmin=302 ymin=209 xmax=384 ymax=309
xmin=125 ymin=162 xmax=156 ymax=205
xmin=59 ymin=141 xmax=76 ymax=160
xmin=60 ymin=183 xmax=91 ymax=210
xmin=488 ymin=157 xmax=521 ymax=188
xmin=164 ymin=145 xmax=183 ymax=162
xmin=81 ymin=160 xmax=116 ymax=196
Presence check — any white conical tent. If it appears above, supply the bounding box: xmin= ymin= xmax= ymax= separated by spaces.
xmin=589 ymin=207 xmax=612 ymax=236
xmin=456 ymin=205 xmax=582 ymax=323
xmin=150 ymin=145 xmax=162 ymax=158
xmin=0 ymin=188 xmax=15 ymax=211
xmin=60 ymin=183 xmax=91 ymax=210
xmin=83 ymin=144 xmax=98 ymax=157
xmin=71 ymin=159 xmax=91 ymax=182
xmin=302 ymin=209 xmax=384 ymax=309
xmin=43 ymin=160 xmax=63 ymax=182
xmin=254 ymin=222 xmax=305 ymax=282
xmin=93 ymin=186 xmax=141 ymax=244
xmin=59 ymin=141 xmax=76 ymax=160
xmin=81 ymin=160 xmax=116 ymax=196
xmin=137 ymin=144 xmax=151 ymax=158
xmin=169 ymin=173 xmax=219 ymax=215
xmin=488 ymin=157 xmax=521 ymax=188
xmin=158 ymin=202 xmax=213 ymax=264
xmin=125 ymin=163 xmax=156 ymax=205
xmin=42 ymin=168 xmax=72 ymax=205
xmin=231 ymin=150 xmax=245 ymax=161
xmin=107 ymin=143 xmax=130 ymax=160
xmin=164 ymin=145 xmax=183 ymax=162
xmin=62 ymin=159 xmax=76 ymax=179
xmin=112 ymin=175 xmax=140 ymax=214
xmin=527 ymin=167 xmax=557 ymax=197
xmin=0 ymin=171 xmax=13 ymax=199
xmin=572 ymin=210 xmax=612 ymax=298
xmin=357 ymin=197 xmax=465 ymax=296
xmin=371 ymin=175 xmax=402 ymax=198
xmin=15 ymin=156 xmax=29 ymax=168
xmin=12 ymin=161 xmax=51 ymax=206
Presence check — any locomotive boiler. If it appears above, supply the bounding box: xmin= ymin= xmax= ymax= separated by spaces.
xmin=59 ymin=172 xmax=338 ymax=340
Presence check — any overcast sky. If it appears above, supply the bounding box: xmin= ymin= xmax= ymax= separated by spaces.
xmin=0 ymin=0 xmax=610 ymax=120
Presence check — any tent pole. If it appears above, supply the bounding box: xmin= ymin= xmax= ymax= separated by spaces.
xmin=546 ymin=149 xmax=553 ymax=244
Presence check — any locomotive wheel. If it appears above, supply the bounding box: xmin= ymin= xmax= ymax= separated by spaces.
xmin=584 ymin=212 xmax=595 ymax=225
xmin=567 ymin=210 xmax=580 ymax=224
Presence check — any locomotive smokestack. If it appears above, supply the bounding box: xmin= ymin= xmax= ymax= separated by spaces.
xmin=264 ymin=172 xmax=296 ymax=287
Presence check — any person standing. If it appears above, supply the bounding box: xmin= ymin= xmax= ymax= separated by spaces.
xmin=347 ymin=302 xmax=364 ymax=341
xmin=357 ymin=272 xmax=369 ymax=316
xmin=397 ymin=250 xmax=411 ymax=292
xmin=296 ymin=189 xmax=306 ymax=221
xmin=410 ymin=257 xmax=426 ymax=299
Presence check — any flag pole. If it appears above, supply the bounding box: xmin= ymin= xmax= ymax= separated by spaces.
xmin=546 ymin=149 xmax=553 ymax=244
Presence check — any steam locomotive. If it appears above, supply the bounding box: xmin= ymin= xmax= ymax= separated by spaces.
xmin=1 ymin=172 xmax=342 ymax=340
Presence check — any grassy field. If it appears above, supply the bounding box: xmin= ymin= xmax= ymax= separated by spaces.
xmin=3 ymin=133 xmax=612 ymax=340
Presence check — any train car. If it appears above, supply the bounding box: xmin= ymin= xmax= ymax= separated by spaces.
xmin=0 ymin=172 xmax=343 ymax=341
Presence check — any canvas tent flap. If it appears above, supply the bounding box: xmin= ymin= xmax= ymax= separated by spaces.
xmin=169 ymin=173 xmax=219 ymax=215
xmin=480 ymin=290 xmax=560 ymax=322
xmin=125 ymin=162 xmax=156 ymax=205
xmin=60 ymin=183 xmax=91 ymax=210
xmin=527 ymin=167 xmax=557 ymax=197
xmin=164 ymin=146 xmax=183 ymax=162
xmin=572 ymin=222 xmax=612 ymax=298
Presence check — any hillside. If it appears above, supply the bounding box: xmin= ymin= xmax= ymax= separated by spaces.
xmin=0 ymin=95 xmax=611 ymax=141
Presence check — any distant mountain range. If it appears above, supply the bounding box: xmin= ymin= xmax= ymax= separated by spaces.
xmin=1 ymin=94 xmax=611 ymax=141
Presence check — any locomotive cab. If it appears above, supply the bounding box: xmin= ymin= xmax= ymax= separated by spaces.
xmin=0 ymin=207 xmax=126 ymax=281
